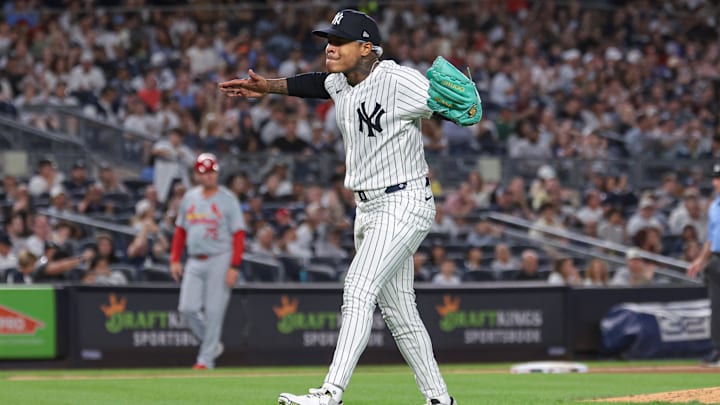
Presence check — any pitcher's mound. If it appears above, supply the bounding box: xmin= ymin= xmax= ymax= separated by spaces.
xmin=594 ymin=387 xmax=720 ymax=403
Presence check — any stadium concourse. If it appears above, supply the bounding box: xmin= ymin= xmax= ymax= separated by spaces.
xmin=0 ymin=0 xmax=717 ymax=285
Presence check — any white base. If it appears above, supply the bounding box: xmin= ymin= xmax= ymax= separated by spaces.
xmin=510 ymin=361 xmax=589 ymax=374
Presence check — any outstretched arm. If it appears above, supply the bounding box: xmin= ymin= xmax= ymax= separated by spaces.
xmin=218 ymin=69 xmax=288 ymax=98
xmin=219 ymin=71 xmax=331 ymax=99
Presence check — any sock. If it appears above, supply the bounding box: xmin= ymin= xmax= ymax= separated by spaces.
xmin=321 ymin=382 xmax=344 ymax=402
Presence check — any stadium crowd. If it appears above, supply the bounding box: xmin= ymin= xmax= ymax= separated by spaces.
xmin=0 ymin=0 xmax=718 ymax=286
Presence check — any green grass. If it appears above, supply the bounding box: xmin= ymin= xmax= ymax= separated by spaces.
xmin=0 ymin=361 xmax=718 ymax=404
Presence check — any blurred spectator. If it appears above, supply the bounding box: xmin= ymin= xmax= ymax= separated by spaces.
xmin=28 ymin=157 xmax=64 ymax=197
xmin=95 ymin=164 xmax=129 ymax=194
xmin=34 ymin=240 xmax=92 ymax=282
xmin=598 ymin=207 xmax=626 ymax=246
xmin=610 ymin=248 xmax=665 ymax=286
xmin=127 ymin=199 xmax=169 ymax=267
xmin=82 ymin=254 xmax=127 ymax=286
xmin=83 ymin=86 xmax=121 ymax=125
xmin=443 ymin=182 xmax=476 ymax=218
xmin=529 ymin=202 xmax=567 ymax=244
xmin=259 ymin=162 xmax=293 ymax=201
xmin=548 ymin=257 xmax=581 ymax=286
xmin=430 ymin=204 xmax=460 ymax=240
xmin=295 ymin=202 xmax=327 ymax=255
xmin=151 ymin=128 xmax=195 ymax=203
xmin=76 ymin=184 xmax=109 ymax=215
xmin=514 ymin=249 xmax=543 ymax=281
xmin=490 ymin=243 xmax=520 ymax=275
xmin=315 ymin=228 xmax=348 ymax=260
xmin=67 ymin=51 xmax=106 ymax=104
xmin=668 ymin=188 xmax=707 ymax=241
xmin=47 ymin=185 xmax=72 ymax=220
xmin=413 ymin=251 xmax=431 ymax=282
xmin=4 ymin=249 xmax=37 ymax=284
xmin=225 ymin=171 xmax=254 ymax=202
xmin=431 ymin=258 xmax=461 ymax=286
xmin=427 ymin=244 xmax=448 ymax=276
xmin=681 ymin=239 xmax=702 ymax=264
xmin=24 ymin=214 xmax=51 ymax=257
xmin=574 ymin=189 xmax=604 ymax=226
xmin=270 ymin=116 xmax=312 ymax=155
xmin=250 ymin=224 xmax=277 ymax=259
xmin=583 ymin=258 xmax=609 ymax=287
xmin=626 ymin=196 xmax=664 ymax=239
xmin=634 ymin=226 xmax=664 ymax=255
xmin=654 ymin=173 xmax=683 ymax=213
xmin=63 ymin=159 xmax=93 ymax=196
xmin=466 ymin=219 xmax=501 ymax=248
xmin=4 ymin=212 xmax=28 ymax=252
xmin=460 ymin=246 xmax=483 ymax=273
xmin=276 ymin=226 xmax=312 ymax=259
xmin=0 ymin=233 xmax=18 ymax=274
xmin=467 ymin=172 xmax=493 ymax=209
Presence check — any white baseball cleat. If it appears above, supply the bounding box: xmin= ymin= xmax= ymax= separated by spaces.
xmin=424 ymin=397 xmax=458 ymax=405
xmin=278 ymin=389 xmax=342 ymax=405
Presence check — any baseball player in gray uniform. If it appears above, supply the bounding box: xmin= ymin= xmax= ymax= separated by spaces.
xmin=170 ymin=153 xmax=246 ymax=370
xmin=220 ymin=9 xmax=470 ymax=405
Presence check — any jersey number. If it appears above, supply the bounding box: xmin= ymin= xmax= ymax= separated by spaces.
xmin=357 ymin=102 xmax=385 ymax=137
xmin=204 ymin=227 xmax=219 ymax=240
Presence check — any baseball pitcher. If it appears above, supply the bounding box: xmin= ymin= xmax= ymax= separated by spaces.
xmin=220 ymin=9 xmax=480 ymax=405
xmin=170 ymin=153 xmax=246 ymax=370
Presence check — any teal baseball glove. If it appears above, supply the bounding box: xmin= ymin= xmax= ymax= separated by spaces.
xmin=426 ymin=56 xmax=482 ymax=126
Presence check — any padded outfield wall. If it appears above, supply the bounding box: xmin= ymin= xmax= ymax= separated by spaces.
xmin=0 ymin=284 xmax=708 ymax=368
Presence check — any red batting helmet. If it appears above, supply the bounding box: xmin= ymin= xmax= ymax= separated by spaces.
xmin=195 ymin=153 xmax=219 ymax=174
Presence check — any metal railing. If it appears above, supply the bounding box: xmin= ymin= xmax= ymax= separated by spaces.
xmin=18 ymin=105 xmax=158 ymax=174
xmin=486 ymin=212 xmax=700 ymax=285
xmin=0 ymin=114 xmax=90 ymax=175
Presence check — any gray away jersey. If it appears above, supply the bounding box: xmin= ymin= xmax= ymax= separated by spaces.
xmin=325 ymin=60 xmax=433 ymax=191
xmin=175 ymin=186 xmax=245 ymax=256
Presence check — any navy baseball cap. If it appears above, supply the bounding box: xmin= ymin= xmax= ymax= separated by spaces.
xmin=313 ymin=9 xmax=382 ymax=45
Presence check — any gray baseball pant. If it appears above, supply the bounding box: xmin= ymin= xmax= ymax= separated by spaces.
xmin=178 ymin=252 xmax=232 ymax=368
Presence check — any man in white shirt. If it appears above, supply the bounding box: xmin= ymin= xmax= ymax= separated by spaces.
xmin=0 ymin=233 xmax=18 ymax=276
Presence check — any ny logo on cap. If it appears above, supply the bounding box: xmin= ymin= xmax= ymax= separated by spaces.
xmin=332 ymin=12 xmax=344 ymax=25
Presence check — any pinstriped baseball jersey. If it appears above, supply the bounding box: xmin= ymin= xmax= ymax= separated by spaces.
xmin=175 ymin=185 xmax=245 ymax=256
xmin=325 ymin=60 xmax=433 ymax=191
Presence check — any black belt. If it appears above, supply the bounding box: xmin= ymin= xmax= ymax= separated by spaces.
xmin=356 ymin=177 xmax=430 ymax=202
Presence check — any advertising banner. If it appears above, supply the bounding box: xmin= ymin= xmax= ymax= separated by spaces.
xmin=0 ymin=286 xmax=56 ymax=359
xmin=244 ymin=288 xmax=397 ymax=363
xmin=417 ymin=287 xmax=567 ymax=359
xmin=601 ymin=299 xmax=713 ymax=359
xmin=73 ymin=287 xmax=246 ymax=365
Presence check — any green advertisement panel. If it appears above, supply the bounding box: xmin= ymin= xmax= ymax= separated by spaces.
xmin=0 ymin=286 xmax=56 ymax=359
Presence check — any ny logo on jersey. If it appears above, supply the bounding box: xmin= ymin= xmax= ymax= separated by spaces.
xmin=357 ymin=102 xmax=385 ymax=137
xmin=331 ymin=12 xmax=344 ymax=25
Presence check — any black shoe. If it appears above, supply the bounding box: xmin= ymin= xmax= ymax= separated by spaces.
xmin=429 ymin=397 xmax=457 ymax=405
xmin=702 ymin=350 xmax=720 ymax=367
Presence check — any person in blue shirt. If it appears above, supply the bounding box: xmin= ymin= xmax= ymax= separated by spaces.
xmin=688 ymin=162 xmax=720 ymax=367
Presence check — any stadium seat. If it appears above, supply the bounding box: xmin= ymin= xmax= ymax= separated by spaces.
xmin=242 ymin=257 xmax=285 ymax=282
xmin=140 ymin=266 xmax=174 ymax=282
xmin=109 ymin=263 xmax=138 ymax=282
xmin=277 ymin=255 xmax=306 ymax=282
xmin=462 ymin=270 xmax=496 ymax=282
xmin=500 ymin=269 xmax=523 ymax=280
xmin=303 ymin=263 xmax=337 ymax=282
